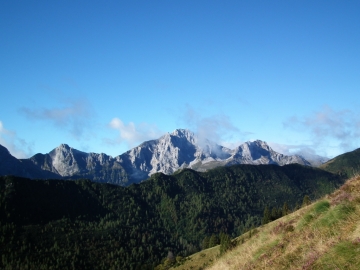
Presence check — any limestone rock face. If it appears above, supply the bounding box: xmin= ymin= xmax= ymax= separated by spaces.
xmin=229 ymin=140 xmax=311 ymax=166
xmin=30 ymin=144 xmax=129 ymax=185
xmin=118 ymin=129 xmax=232 ymax=179
xmin=116 ymin=129 xmax=310 ymax=183
xmin=0 ymin=129 xmax=313 ymax=185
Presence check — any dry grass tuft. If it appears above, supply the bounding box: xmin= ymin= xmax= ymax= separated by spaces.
xmin=193 ymin=175 xmax=360 ymax=270
xmin=271 ymin=220 xmax=295 ymax=235
xmin=301 ymin=251 xmax=320 ymax=270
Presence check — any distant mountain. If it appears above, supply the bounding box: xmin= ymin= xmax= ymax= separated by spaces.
xmin=116 ymin=129 xmax=310 ymax=181
xmin=28 ymin=144 xmax=129 ymax=185
xmin=320 ymin=148 xmax=360 ymax=178
xmin=0 ymin=144 xmax=25 ymax=176
xmin=0 ymin=144 xmax=60 ymax=179
xmin=298 ymin=153 xmax=329 ymax=167
xmin=0 ymin=129 xmax=311 ymax=185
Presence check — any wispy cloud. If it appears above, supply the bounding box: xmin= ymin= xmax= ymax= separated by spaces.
xmin=283 ymin=105 xmax=360 ymax=154
xmin=269 ymin=141 xmax=324 ymax=157
xmin=0 ymin=121 xmax=33 ymax=158
xmin=180 ymin=105 xmax=251 ymax=148
xmin=19 ymin=98 xmax=94 ymax=140
xmin=107 ymin=118 xmax=163 ymax=149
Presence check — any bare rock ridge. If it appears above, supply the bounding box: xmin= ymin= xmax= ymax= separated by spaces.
xmin=0 ymin=129 xmax=312 ymax=185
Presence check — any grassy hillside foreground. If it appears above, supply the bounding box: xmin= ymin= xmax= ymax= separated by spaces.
xmin=174 ymin=175 xmax=360 ymax=270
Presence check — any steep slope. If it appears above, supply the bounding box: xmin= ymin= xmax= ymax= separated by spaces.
xmin=199 ymin=175 xmax=360 ymax=270
xmin=29 ymin=144 xmax=129 ymax=185
xmin=1 ymin=129 xmax=314 ymax=185
xmin=0 ymin=144 xmax=60 ymax=179
xmin=118 ymin=129 xmax=233 ymax=180
xmin=0 ymin=164 xmax=344 ymax=269
xmin=227 ymin=140 xmax=310 ymax=166
xmin=0 ymin=144 xmax=26 ymax=176
xmin=320 ymin=148 xmax=360 ymax=178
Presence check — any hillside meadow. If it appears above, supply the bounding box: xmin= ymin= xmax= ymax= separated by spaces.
xmin=171 ymin=175 xmax=360 ymax=270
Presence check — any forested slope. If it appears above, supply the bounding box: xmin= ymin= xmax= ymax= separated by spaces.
xmin=0 ymin=164 xmax=343 ymax=269
xmin=320 ymin=148 xmax=360 ymax=178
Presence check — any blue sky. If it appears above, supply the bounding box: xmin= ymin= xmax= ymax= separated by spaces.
xmin=1 ymin=1 xmax=359 ymax=159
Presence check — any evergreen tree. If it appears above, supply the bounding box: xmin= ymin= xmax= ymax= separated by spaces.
xmin=208 ymin=234 xmax=220 ymax=248
xmin=302 ymin=195 xmax=311 ymax=207
xmin=219 ymin=233 xmax=232 ymax=255
xmin=270 ymin=207 xmax=278 ymax=221
xmin=262 ymin=206 xmax=270 ymax=224
xmin=282 ymin=202 xmax=289 ymax=216
xmin=201 ymin=236 xmax=210 ymax=250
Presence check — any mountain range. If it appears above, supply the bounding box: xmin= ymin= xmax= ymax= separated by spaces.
xmin=1 ymin=130 xmax=358 ymax=269
xmin=0 ymin=129 xmax=318 ymax=185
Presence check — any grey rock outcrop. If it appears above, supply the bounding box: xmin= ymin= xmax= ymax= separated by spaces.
xmin=29 ymin=144 xmax=129 ymax=185
xmin=227 ymin=140 xmax=310 ymax=166
xmin=0 ymin=129 xmax=313 ymax=185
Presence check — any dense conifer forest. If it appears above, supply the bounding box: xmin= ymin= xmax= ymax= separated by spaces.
xmin=0 ymin=164 xmax=343 ymax=269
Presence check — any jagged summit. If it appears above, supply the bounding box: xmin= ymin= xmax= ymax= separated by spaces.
xmin=170 ymin=128 xmax=195 ymax=138
xmin=231 ymin=139 xmax=309 ymax=166
xmin=58 ymin=143 xmax=71 ymax=149
xmin=0 ymin=129 xmax=313 ymax=185
xmin=112 ymin=129 xmax=311 ymax=183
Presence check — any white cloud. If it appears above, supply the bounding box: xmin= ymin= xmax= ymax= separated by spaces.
xmin=108 ymin=118 xmax=163 ymax=148
xmin=0 ymin=121 xmax=32 ymax=158
xmin=220 ymin=140 xmax=244 ymax=150
xmin=269 ymin=142 xmax=317 ymax=156
xmin=283 ymin=105 xmax=360 ymax=155
xmin=180 ymin=105 xmax=251 ymax=147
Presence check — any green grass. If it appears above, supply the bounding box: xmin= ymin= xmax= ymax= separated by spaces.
xmin=253 ymin=239 xmax=279 ymax=260
xmin=315 ymin=202 xmax=356 ymax=229
xmin=313 ymin=200 xmax=330 ymax=214
xmin=199 ymin=176 xmax=360 ymax=270
xmin=297 ymin=200 xmax=330 ymax=229
xmin=315 ymin=240 xmax=360 ymax=269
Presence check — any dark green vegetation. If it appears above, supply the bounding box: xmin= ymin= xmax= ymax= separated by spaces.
xmin=0 ymin=164 xmax=344 ymax=269
xmin=321 ymin=148 xmax=360 ymax=178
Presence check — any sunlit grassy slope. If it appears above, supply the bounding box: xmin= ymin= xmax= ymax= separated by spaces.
xmin=174 ymin=175 xmax=360 ymax=270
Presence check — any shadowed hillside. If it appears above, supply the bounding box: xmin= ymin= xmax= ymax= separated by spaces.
xmin=320 ymin=148 xmax=360 ymax=178
xmin=0 ymin=164 xmax=343 ymax=269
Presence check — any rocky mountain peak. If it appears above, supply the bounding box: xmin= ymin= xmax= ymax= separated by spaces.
xmin=249 ymin=140 xmax=272 ymax=150
xmin=52 ymin=143 xmax=72 ymax=153
xmin=0 ymin=129 xmax=315 ymax=186
xmin=170 ymin=128 xmax=195 ymax=138
xmin=168 ymin=129 xmax=197 ymax=145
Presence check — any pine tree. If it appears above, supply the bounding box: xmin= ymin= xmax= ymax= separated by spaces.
xmin=270 ymin=207 xmax=278 ymax=221
xmin=262 ymin=206 xmax=270 ymax=225
xmin=282 ymin=202 xmax=289 ymax=216
xmin=219 ymin=233 xmax=232 ymax=255
xmin=208 ymin=234 xmax=219 ymax=248
xmin=302 ymin=195 xmax=311 ymax=207
xmin=201 ymin=236 xmax=210 ymax=250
